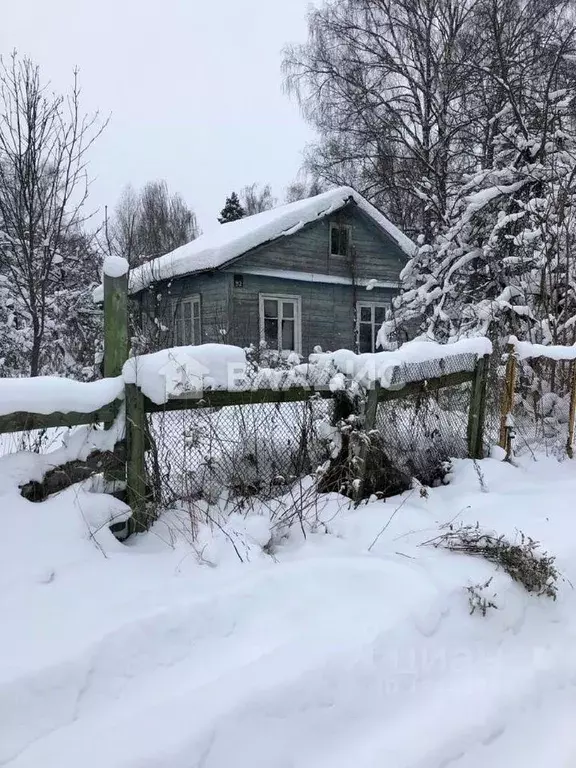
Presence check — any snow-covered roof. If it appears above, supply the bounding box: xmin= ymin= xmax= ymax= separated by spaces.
xmin=94 ymin=187 xmax=415 ymax=300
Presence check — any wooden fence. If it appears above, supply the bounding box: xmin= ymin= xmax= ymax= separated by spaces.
xmin=0 ymin=270 xmax=492 ymax=529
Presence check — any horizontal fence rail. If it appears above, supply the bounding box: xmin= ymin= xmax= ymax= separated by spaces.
xmin=143 ymin=368 xmax=479 ymax=414
xmin=0 ymin=400 xmax=123 ymax=435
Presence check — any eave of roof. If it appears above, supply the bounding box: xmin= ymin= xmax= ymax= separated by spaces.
xmin=93 ymin=187 xmax=415 ymax=302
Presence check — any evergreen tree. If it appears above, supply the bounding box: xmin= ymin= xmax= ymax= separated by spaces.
xmin=382 ymin=90 xmax=576 ymax=349
xmin=218 ymin=192 xmax=246 ymax=223
xmin=376 ymin=0 xmax=576 ymax=350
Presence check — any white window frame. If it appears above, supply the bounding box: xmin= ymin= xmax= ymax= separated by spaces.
xmin=329 ymin=222 xmax=352 ymax=257
xmin=259 ymin=293 xmax=302 ymax=354
xmin=171 ymin=294 xmax=201 ymax=346
xmin=356 ymin=301 xmax=390 ymax=353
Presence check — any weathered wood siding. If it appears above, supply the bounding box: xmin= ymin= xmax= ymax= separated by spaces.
xmin=236 ymin=202 xmax=406 ymax=282
xmin=136 ymin=201 xmax=408 ymax=353
xmin=138 ymin=272 xmax=232 ymax=347
xmin=226 ymin=273 xmax=395 ymax=355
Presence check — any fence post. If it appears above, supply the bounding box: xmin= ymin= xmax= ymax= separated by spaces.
xmin=103 ymin=265 xmax=128 ymax=378
xmin=567 ymin=361 xmax=576 ymax=458
xmin=353 ymin=384 xmax=380 ymax=502
xmin=467 ymin=354 xmax=489 ymax=460
xmin=125 ymin=382 xmax=148 ymax=531
xmin=499 ymin=342 xmax=517 ymax=457
xmin=103 ymin=258 xmax=148 ymax=529
xmin=102 ymin=262 xmax=129 ymax=506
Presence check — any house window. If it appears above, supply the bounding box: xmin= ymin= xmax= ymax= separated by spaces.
xmin=172 ymin=294 xmax=201 ymax=346
xmin=357 ymin=302 xmax=389 ymax=353
xmin=259 ymin=294 xmax=302 ymax=353
xmin=330 ymin=223 xmax=351 ymax=256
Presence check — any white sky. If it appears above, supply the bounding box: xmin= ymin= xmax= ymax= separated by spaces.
xmin=3 ymin=0 xmax=315 ymax=230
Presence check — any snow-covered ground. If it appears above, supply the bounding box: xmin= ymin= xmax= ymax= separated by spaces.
xmin=3 ymin=453 xmax=576 ymax=767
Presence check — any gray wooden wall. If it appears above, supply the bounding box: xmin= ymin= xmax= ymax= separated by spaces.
xmin=237 ymin=202 xmax=406 ymax=282
xmin=138 ymin=272 xmax=231 ymax=347
xmin=225 ymin=273 xmax=395 ymax=354
xmin=137 ymin=201 xmax=408 ymax=354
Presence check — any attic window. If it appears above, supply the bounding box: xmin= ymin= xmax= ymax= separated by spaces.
xmin=330 ymin=223 xmax=351 ymax=256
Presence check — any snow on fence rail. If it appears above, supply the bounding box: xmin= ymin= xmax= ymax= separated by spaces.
xmin=119 ymin=337 xmax=492 ymax=514
xmin=0 ymin=341 xmax=492 ymax=526
xmin=3 ymin=286 xmax=576 ymax=530
xmin=0 ymin=376 xmax=124 ymax=434
xmin=509 ymin=335 xmax=576 ymax=361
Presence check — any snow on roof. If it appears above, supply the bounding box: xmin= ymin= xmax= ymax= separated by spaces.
xmin=93 ymin=187 xmax=415 ymax=301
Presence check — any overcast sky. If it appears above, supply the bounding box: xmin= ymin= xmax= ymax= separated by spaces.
xmin=3 ymin=0 xmax=315 ymax=230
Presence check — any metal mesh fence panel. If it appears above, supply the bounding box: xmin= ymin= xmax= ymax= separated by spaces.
xmin=481 ymin=346 xmax=574 ymax=458
xmin=146 ymin=396 xmax=335 ymax=506
xmin=387 ymin=351 xmax=478 ymax=387
xmin=145 ymin=353 xmax=483 ymax=507
xmin=373 ymin=380 xmax=472 ymax=492
xmin=483 ymin=351 xmax=507 ymax=450
xmin=508 ymin=356 xmax=572 ymax=458
xmin=0 ymin=428 xmax=66 ymax=457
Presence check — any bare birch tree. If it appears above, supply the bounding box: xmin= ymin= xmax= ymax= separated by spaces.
xmin=112 ymin=180 xmax=198 ymax=265
xmin=240 ymin=183 xmax=276 ymax=215
xmin=284 ymin=0 xmax=480 ymax=238
xmin=0 ymin=52 xmax=105 ymax=376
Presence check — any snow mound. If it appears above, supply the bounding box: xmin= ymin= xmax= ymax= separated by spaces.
xmin=102 ymin=256 xmax=129 ymax=278
xmin=93 ymin=187 xmax=415 ymax=300
xmin=3 ymin=455 xmax=576 ymax=767
xmin=123 ymin=344 xmax=247 ymax=404
xmin=0 ymin=376 xmax=123 ymax=417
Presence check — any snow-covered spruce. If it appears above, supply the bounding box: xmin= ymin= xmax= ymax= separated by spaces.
xmin=385 ymin=89 xmax=576 ymax=350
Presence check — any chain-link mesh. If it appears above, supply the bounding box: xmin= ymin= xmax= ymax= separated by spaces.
xmin=371 ymin=366 xmax=473 ymax=494
xmin=146 ymin=396 xmax=335 ymax=506
xmin=507 ymin=356 xmax=572 ymax=458
xmin=481 ymin=346 xmax=575 ymax=458
xmin=145 ymin=354 xmax=482 ymax=506
xmin=482 ymin=350 xmax=507 ymax=450
xmin=387 ymin=351 xmax=478 ymax=387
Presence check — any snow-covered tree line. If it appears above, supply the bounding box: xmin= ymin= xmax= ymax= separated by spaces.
xmin=0 ymin=54 xmax=201 ymax=378
xmin=218 ymin=177 xmax=326 ymax=223
xmin=285 ymin=0 xmax=576 ymax=347
xmin=0 ymin=53 xmax=106 ymax=378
